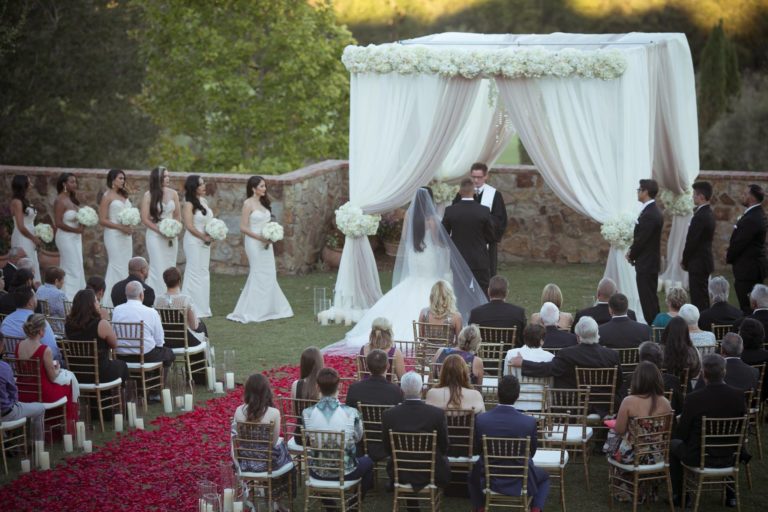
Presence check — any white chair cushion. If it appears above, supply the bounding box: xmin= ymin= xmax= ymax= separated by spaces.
xmin=286 ymin=436 xmax=303 ymax=453
xmin=307 ymin=476 xmax=361 ymax=489
xmin=448 ymin=455 xmax=480 ymax=464
xmin=607 ymin=457 xmax=666 ymax=472
xmin=549 ymin=425 xmax=593 ymax=443
xmin=682 ymin=464 xmax=737 ymax=475
xmin=126 ymin=361 xmax=163 ymax=370
xmin=79 ymin=378 xmax=122 ymax=390
xmin=0 ymin=418 xmax=26 ymax=430
xmin=239 ymin=461 xmax=294 ymax=478
xmin=482 ymin=377 xmax=499 ymax=387
xmin=395 ymin=483 xmax=438 ymax=492
xmin=533 ymin=449 xmax=569 ymax=468
xmin=43 ymin=396 xmax=67 ymax=410
xmin=172 ymin=341 xmax=207 ymax=355
xmin=586 ymin=413 xmax=602 ymax=423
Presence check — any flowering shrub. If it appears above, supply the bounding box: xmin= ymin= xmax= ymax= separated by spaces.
xmin=377 ymin=211 xmax=404 ymax=242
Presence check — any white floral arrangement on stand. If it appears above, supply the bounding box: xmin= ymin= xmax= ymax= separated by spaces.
xmin=76 ymin=206 xmax=99 ymax=227
xmin=342 ymin=44 xmax=628 ymax=80
xmin=158 ymin=218 xmax=183 ymax=247
xmin=34 ymin=223 xmax=54 ymax=244
xmin=431 ymin=181 xmax=459 ymax=204
xmin=600 ymin=212 xmax=636 ymax=250
xmin=261 ymin=221 xmax=284 ymax=249
xmin=117 ymin=207 xmax=141 ymax=227
xmin=205 ymin=218 xmax=229 ymax=241
xmin=658 ymin=189 xmax=694 ymax=216
xmin=335 ymin=203 xmax=381 ymax=238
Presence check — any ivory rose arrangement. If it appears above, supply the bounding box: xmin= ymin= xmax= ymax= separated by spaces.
xmin=342 ymin=44 xmax=628 ymax=80
xmin=117 ymin=207 xmax=141 ymax=226
xmin=205 ymin=218 xmax=228 ymax=241
xmin=335 ymin=203 xmax=380 ymax=238
xmin=431 ymin=181 xmax=459 ymax=204
xmin=600 ymin=213 xmax=636 ymax=249
xmin=158 ymin=218 xmax=183 ymax=238
xmin=261 ymin=221 xmax=284 ymax=249
xmin=76 ymin=206 xmax=99 ymax=227
xmin=34 ymin=223 xmax=54 ymax=244
xmin=658 ymin=189 xmax=694 ymax=217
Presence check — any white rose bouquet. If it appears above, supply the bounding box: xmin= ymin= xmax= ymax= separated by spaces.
xmin=335 ymin=203 xmax=381 ymax=238
xmin=34 ymin=223 xmax=54 ymax=244
xmin=658 ymin=189 xmax=694 ymax=217
xmin=431 ymin=181 xmax=459 ymax=204
xmin=158 ymin=218 xmax=182 ymax=247
xmin=205 ymin=218 xmax=228 ymax=241
xmin=76 ymin=206 xmax=99 ymax=227
xmin=117 ymin=206 xmax=141 ymax=226
xmin=600 ymin=212 xmax=636 ymax=249
xmin=261 ymin=221 xmax=284 ymax=249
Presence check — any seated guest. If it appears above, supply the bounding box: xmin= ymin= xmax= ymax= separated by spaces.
xmin=2 ymin=247 xmax=26 ymax=287
xmin=291 ymin=346 xmax=323 ymax=400
xmin=382 ymin=371 xmax=451 ymax=493
xmin=699 ymin=333 xmax=758 ymax=392
xmin=573 ymin=277 xmax=637 ymax=330
xmin=698 ymin=276 xmax=743 ymax=331
xmin=357 ymin=317 xmax=405 ymax=380
xmin=302 ymin=368 xmax=374 ymax=497
xmin=598 ymin=293 xmax=651 ymax=349
xmin=0 ymin=269 xmax=35 ymax=314
xmin=65 ymin=289 xmax=129 ymax=385
xmin=1 ymin=286 xmax=62 ymax=366
xmin=86 ymin=276 xmax=112 ymax=318
xmin=661 ymin=317 xmax=701 ymax=386
xmin=426 ymin=353 xmax=485 ymax=414
xmin=433 ymin=324 xmax=485 ymax=385
xmin=652 ymin=286 xmax=688 ymax=328
xmin=112 ymin=281 xmax=175 ymax=385
xmin=539 ymin=302 xmax=577 ymax=349
xmin=154 ymin=267 xmax=207 ymax=345
xmin=735 ymin=284 xmax=768 ymax=341
xmin=510 ymin=316 xmax=623 ymax=391
xmin=530 ymin=283 xmax=573 ymax=330
xmin=16 ymin=258 xmax=38 ymax=288
xmin=468 ymin=275 xmax=526 ymax=346
xmin=670 ymin=354 xmax=746 ymax=506
xmin=345 ymin=349 xmax=403 ymax=462
xmin=0 ymin=358 xmax=45 ymax=439
xmin=110 ymin=256 xmax=156 ymax=307
xmin=418 ymin=280 xmax=463 ymax=345
xmin=35 ymin=266 xmax=67 ymax=318
xmin=15 ymin=314 xmax=79 ymax=426
xmin=679 ymin=304 xmax=716 ymax=355
xmin=618 ymin=341 xmax=682 ymax=413
xmin=739 ymin=319 xmax=768 ymax=401
xmin=468 ymin=375 xmax=549 ymax=512
xmin=505 ymin=325 xmax=554 ymax=410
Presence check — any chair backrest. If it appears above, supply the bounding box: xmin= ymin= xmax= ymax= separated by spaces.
xmin=303 ymin=429 xmax=349 ymax=482
xmin=276 ymin=395 xmax=319 ymax=440
xmin=10 ymin=358 xmax=43 ymax=401
xmin=542 ymin=346 xmax=561 ymax=356
xmin=481 ymin=435 xmax=530 ymax=501
xmin=695 ymin=416 xmax=748 ymax=469
xmin=48 ymin=317 xmax=66 ymax=338
xmin=2 ymin=334 xmax=24 ymax=360
xmin=477 ymin=342 xmax=506 ymax=379
xmin=477 ymin=384 xmax=499 ymax=409
xmin=63 ymin=300 xmax=73 ymax=317
xmin=529 ymin=411 xmax=569 ymax=464
xmin=625 ymin=412 xmax=674 ymax=468
xmin=60 ymin=339 xmax=102 ymax=385
xmin=697 ymin=345 xmax=716 ymax=358
xmin=389 ymin=431 xmax=438 ymax=486
xmin=413 ymin=320 xmax=453 ymax=347
xmin=355 ymin=353 xmax=394 ymax=382
xmin=445 ymin=409 xmax=475 ymax=458
xmin=575 ymin=366 xmax=619 ymax=417
xmin=156 ymin=307 xmax=189 ymax=349
xmin=234 ymin=421 xmax=277 ymax=474
xmin=514 ymin=374 xmax=552 ymax=412
xmin=545 ymin=387 xmax=590 ymax=418
xmin=750 ymin=363 xmax=766 ymax=405
xmin=358 ymin=403 xmax=395 ymax=456
xmin=616 ymin=348 xmax=640 ymax=377
xmin=711 ymin=324 xmax=732 ymax=342
xmin=652 ymin=327 xmax=665 ymax=343
xmin=478 ymin=326 xmax=518 ymax=352
xmin=112 ymin=321 xmax=146 ymax=362
xmin=37 ymin=299 xmax=50 ymax=316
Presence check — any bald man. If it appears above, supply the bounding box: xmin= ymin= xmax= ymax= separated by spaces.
xmin=111 ymin=256 xmax=155 ymax=307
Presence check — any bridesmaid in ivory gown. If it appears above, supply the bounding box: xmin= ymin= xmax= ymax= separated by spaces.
xmin=141 ymin=166 xmax=181 ymax=296
xmin=53 ymin=173 xmax=86 ymax=300
xmin=182 ymin=175 xmax=213 ymax=318
xmin=99 ymin=169 xmax=134 ymax=307
xmin=10 ymin=175 xmax=42 ymax=283
xmin=227 ymin=176 xmax=293 ymax=323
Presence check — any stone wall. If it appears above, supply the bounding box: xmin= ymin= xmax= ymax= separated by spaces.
xmin=0 ymin=163 xmax=763 ymax=276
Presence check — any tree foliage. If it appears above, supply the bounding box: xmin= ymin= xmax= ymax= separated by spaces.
xmin=134 ymin=0 xmax=355 ymax=174
xmin=697 ymin=20 xmax=740 ymax=134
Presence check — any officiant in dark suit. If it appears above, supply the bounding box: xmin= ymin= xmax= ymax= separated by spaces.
xmin=628 ymin=179 xmax=664 ymax=323
xmin=726 ymin=184 xmax=768 ymax=313
xmin=682 ymin=181 xmax=716 ymax=311
xmin=443 ymin=178 xmax=495 ymax=295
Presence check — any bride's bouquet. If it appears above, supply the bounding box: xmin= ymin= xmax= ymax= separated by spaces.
xmin=205 ymin=218 xmax=228 ymax=242
xmin=117 ymin=206 xmax=141 ymax=227
xmin=261 ymin=221 xmax=284 ymax=249
xmin=76 ymin=206 xmax=99 ymax=227
xmin=34 ymin=223 xmax=54 ymax=244
xmin=158 ymin=218 xmax=182 ymax=247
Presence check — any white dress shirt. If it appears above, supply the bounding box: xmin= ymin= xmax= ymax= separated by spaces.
xmin=112 ymin=299 xmax=165 ymax=354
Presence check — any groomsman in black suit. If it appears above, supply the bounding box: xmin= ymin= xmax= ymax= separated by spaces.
xmin=682 ymin=181 xmax=716 ymax=311
xmin=443 ymin=178 xmax=495 ymax=294
xmin=628 ymin=179 xmax=664 ymax=323
xmin=726 ymin=184 xmax=768 ymax=313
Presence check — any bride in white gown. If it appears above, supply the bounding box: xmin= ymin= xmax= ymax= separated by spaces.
xmin=141 ymin=166 xmax=181 ymax=296
xmin=331 ymin=187 xmax=487 ymax=352
xmin=227 ymin=176 xmax=293 ymax=323
xmin=54 ymin=173 xmax=86 ymax=300
xmin=99 ymin=169 xmax=134 ymax=307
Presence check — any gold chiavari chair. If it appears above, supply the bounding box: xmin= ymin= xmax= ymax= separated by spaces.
xmin=616 ymin=347 xmax=640 ymax=379
xmin=530 ymin=411 xmax=570 ymax=512
xmin=445 ymin=409 xmax=477 ymax=486
xmin=276 ymin=395 xmax=319 ymax=482
xmin=478 ymin=325 xmax=518 ymax=353
xmin=156 ymin=308 xmax=208 ymax=385
xmin=0 ymin=418 xmax=27 ymax=475
xmin=11 ymin=358 xmax=67 ymax=442
xmin=747 ymin=363 xmax=766 ymax=460
xmin=575 ymin=366 xmax=619 ymax=424
xmin=303 ymin=429 xmax=363 ymax=511
xmin=546 ymin=387 xmax=593 ymax=489
xmin=112 ymin=321 xmax=163 ymax=412
xmin=357 ymin=402 xmax=395 ymax=487
xmin=390 ymin=431 xmax=443 ymax=512
xmin=477 ymin=342 xmax=506 ymax=387
xmin=481 ymin=436 xmax=532 ymax=511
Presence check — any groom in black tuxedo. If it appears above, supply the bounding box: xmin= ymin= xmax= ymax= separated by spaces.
xmin=627 ymin=179 xmax=664 ymax=323
xmin=443 ymin=178 xmax=495 ymax=295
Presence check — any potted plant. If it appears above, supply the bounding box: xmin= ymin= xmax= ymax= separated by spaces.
xmin=378 ymin=211 xmax=404 ymax=257
xmin=322 ymin=228 xmax=345 ymax=269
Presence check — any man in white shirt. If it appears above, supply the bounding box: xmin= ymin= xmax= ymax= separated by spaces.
xmin=112 ymin=281 xmax=175 ymax=380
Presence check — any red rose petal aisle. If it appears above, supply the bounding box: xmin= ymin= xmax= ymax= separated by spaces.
xmin=0 ymin=356 xmax=356 ymax=511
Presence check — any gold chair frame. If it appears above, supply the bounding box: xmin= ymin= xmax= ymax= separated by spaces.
xmin=390 ymin=431 xmax=443 ymax=512
xmin=303 ymin=429 xmax=362 ymax=511
xmin=481 ymin=435 xmax=532 ymax=511
xmin=112 ymin=321 xmax=164 ymax=412
xmin=530 ymin=411 xmax=570 ymax=512
xmin=0 ymin=417 xmax=27 ymax=475
xmin=156 ymin=307 xmax=208 ymax=385
xmin=11 ymin=357 xmax=68 ymax=442
xmin=546 ymin=387 xmax=593 ymax=489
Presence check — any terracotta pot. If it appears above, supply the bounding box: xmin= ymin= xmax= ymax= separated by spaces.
xmin=322 ymin=246 xmax=343 ymax=269
xmin=383 ymin=240 xmax=400 ymax=257
xmin=38 ymin=249 xmax=60 ymax=273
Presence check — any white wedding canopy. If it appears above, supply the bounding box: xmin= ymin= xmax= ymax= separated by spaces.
xmin=331 ymin=32 xmax=699 ymax=325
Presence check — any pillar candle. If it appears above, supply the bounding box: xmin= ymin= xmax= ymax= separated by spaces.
xmin=206 ymin=367 xmax=216 ymax=391
xmin=223 ymin=488 xmax=234 ymax=512
xmin=175 ymin=396 xmax=184 ymax=408
xmin=20 ymin=459 xmax=31 ymax=473
xmin=83 ymin=440 xmax=93 ymax=453
xmin=63 ymin=434 xmax=74 ymax=453
xmin=225 ymin=372 xmax=235 ymax=390
xmin=76 ymin=421 xmax=86 ymax=448
xmin=34 ymin=440 xmax=44 ymax=467
xmin=214 ymin=382 xmax=225 ymax=394
xmin=135 ymin=418 xmax=145 ymax=430
xmin=233 ymin=502 xmax=243 ymax=512
xmin=39 ymin=451 xmax=50 ymax=470
xmin=114 ymin=413 xmax=123 ymax=432
xmin=184 ymin=393 xmax=193 ymax=411
xmin=127 ymin=402 xmax=136 ymax=428
xmin=162 ymin=389 xmax=173 ymax=413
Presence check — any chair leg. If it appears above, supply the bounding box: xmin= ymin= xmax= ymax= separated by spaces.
xmin=96 ymin=390 xmax=106 ymax=433
xmin=582 ymin=441 xmax=591 ymax=490
xmin=665 ymin=469 xmax=675 ymax=512
xmin=692 ymin=475 xmax=703 ymax=512
xmin=733 ymin=475 xmax=741 ymax=512
xmin=608 ymin=465 xmax=614 ymax=510
xmin=754 ymin=418 xmax=763 ymax=460
xmin=631 ymin=471 xmax=639 ymax=512
xmin=560 ymin=470 xmax=567 ymax=512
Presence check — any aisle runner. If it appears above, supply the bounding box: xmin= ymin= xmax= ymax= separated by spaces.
xmin=0 ymin=356 xmax=355 ymax=511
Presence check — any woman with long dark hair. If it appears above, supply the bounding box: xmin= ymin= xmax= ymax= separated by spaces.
xmin=227 ymin=176 xmax=293 ymax=323
xmin=99 ymin=169 xmax=133 ymax=306
xmin=140 ymin=166 xmax=181 ymax=295
xmin=53 ymin=173 xmax=86 ymax=299
xmin=661 ymin=316 xmax=702 ymax=384
xmin=181 ymin=175 xmax=213 ymax=317
xmin=10 ymin=175 xmax=41 ymax=282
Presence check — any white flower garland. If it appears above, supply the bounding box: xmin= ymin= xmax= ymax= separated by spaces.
xmin=342 ymin=44 xmax=627 ymax=80
xmin=76 ymin=206 xmax=99 ymax=227
xmin=658 ymin=189 xmax=694 ymax=217
xmin=335 ymin=203 xmax=381 ymax=238
xmin=34 ymin=223 xmax=54 ymax=244
xmin=600 ymin=212 xmax=636 ymax=249
xmin=430 ymin=181 xmax=459 ymax=204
